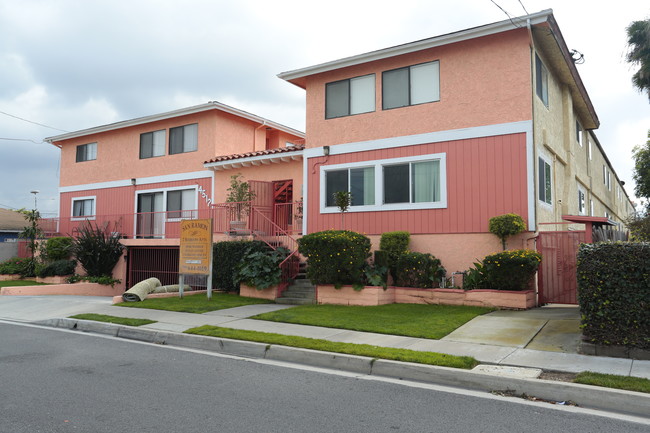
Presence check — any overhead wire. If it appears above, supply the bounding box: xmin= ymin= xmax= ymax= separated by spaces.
xmin=488 ymin=0 xmax=525 ymax=28
xmin=0 ymin=109 xmax=69 ymax=133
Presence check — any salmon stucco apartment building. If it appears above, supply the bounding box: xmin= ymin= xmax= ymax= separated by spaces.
xmin=45 ymin=9 xmax=634 ymax=296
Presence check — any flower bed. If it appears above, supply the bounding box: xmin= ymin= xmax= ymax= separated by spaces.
xmin=317 ymin=285 xmax=536 ymax=309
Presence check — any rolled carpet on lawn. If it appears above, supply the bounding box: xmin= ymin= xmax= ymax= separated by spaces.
xmin=122 ymin=278 xmax=161 ymax=302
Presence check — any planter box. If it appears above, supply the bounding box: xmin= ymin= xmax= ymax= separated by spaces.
xmin=317 ymin=285 xmax=536 ymax=309
xmin=240 ymin=283 xmax=278 ymax=301
xmin=0 ymin=274 xmax=21 ymax=281
xmin=0 ymin=283 xmax=123 ymax=297
xmin=316 ymin=285 xmax=394 ymax=306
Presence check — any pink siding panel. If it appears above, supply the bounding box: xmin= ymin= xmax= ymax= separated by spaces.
xmin=307 ymin=133 xmax=528 ymax=235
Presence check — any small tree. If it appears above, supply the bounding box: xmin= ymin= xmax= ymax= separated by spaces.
xmin=333 ymin=191 xmax=352 ymax=229
xmin=18 ymin=209 xmax=43 ymax=277
xmin=71 ymin=221 xmax=124 ymax=277
xmin=488 ymin=213 xmax=526 ymax=250
xmin=226 ymin=173 xmax=256 ymax=221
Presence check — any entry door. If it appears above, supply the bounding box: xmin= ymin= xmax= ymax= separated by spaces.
xmin=137 ymin=192 xmax=164 ymax=238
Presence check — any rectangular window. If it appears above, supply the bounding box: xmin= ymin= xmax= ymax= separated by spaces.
xmin=603 ymin=165 xmax=611 ymax=190
xmin=535 ymin=54 xmax=549 ymax=107
xmin=576 ymin=120 xmax=582 ymax=146
xmin=538 ymin=157 xmax=552 ymax=205
xmin=325 ymin=167 xmax=375 ymax=207
xmin=169 ymin=124 xmax=198 ymax=155
xmin=325 ymin=74 xmax=375 ymax=119
xmin=588 ymin=139 xmax=592 ymax=160
xmin=383 ymin=61 xmax=440 ymax=110
xmin=72 ymin=197 xmax=95 ymax=219
xmin=76 ymin=142 xmax=97 ymax=162
xmin=590 ymin=199 xmax=594 ymax=216
xmin=140 ymin=130 xmax=166 ymax=159
xmin=166 ymin=189 xmax=196 ymax=219
xmin=577 ymin=186 xmax=586 ymax=216
xmin=320 ymin=153 xmax=446 ymax=213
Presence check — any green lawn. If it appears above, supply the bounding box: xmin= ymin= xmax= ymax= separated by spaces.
xmin=70 ymin=313 xmax=156 ymax=327
xmin=253 ymin=303 xmax=494 ymax=340
xmin=115 ymin=292 xmax=273 ymax=314
xmin=0 ymin=280 xmax=47 ymax=287
xmin=575 ymin=371 xmax=650 ymax=394
xmin=186 ymin=325 xmax=478 ymax=369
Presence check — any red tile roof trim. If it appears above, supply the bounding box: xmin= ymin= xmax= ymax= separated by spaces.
xmin=204 ymin=144 xmax=305 ymax=164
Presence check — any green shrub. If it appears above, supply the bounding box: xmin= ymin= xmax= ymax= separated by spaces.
xmin=0 ymin=257 xmax=29 ymax=275
xmin=378 ymin=231 xmax=411 ymax=280
xmin=43 ymin=237 xmax=73 ymax=261
xmin=463 ymin=260 xmax=489 ymax=290
xmin=235 ymin=248 xmax=289 ymax=290
xmin=488 ymin=213 xmax=527 ymax=250
xmin=71 ymin=222 xmax=124 ymax=277
xmin=37 ymin=259 xmax=77 ymax=277
xmin=394 ymin=252 xmax=445 ymax=288
xmin=482 ymin=249 xmax=541 ymax=291
xmin=577 ymin=243 xmax=649 ymax=349
xmin=66 ymin=274 xmax=121 ymax=287
xmin=213 ymin=240 xmax=268 ymax=291
xmin=298 ymin=230 xmax=371 ymax=287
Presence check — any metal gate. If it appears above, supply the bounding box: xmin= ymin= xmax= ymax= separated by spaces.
xmin=127 ymin=246 xmax=180 ymax=287
xmin=537 ymin=231 xmax=586 ymax=304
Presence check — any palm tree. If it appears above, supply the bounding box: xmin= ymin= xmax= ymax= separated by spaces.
xmin=626 ymin=19 xmax=650 ymax=101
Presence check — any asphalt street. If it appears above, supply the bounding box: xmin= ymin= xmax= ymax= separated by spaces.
xmin=1 ymin=322 xmax=647 ymax=433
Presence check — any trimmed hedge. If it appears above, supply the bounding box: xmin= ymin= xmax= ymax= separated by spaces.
xmin=394 ymin=252 xmax=445 ymax=288
xmin=37 ymin=259 xmax=77 ymax=277
xmin=212 ymin=240 xmax=267 ymax=291
xmin=577 ymin=243 xmax=650 ymax=349
xmin=482 ymin=249 xmax=541 ymax=291
xmin=298 ymin=230 xmax=371 ymax=286
xmin=43 ymin=237 xmax=73 ymax=261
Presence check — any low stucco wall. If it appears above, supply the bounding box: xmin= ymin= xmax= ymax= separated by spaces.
xmin=240 ymin=284 xmax=277 ymax=301
xmin=111 ymin=289 xmax=208 ymax=304
xmin=317 ymin=285 xmax=536 ymax=309
xmin=0 ymin=283 xmax=123 ymax=297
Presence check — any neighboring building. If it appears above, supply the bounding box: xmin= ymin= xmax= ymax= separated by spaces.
xmin=45 ymin=9 xmax=633 ymax=290
xmin=0 ymin=208 xmax=25 ymax=243
xmin=277 ymin=8 xmax=634 ymax=272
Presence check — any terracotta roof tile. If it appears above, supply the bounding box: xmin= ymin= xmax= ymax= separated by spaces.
xmin=205 ymin=144 xmax=305 ymax=164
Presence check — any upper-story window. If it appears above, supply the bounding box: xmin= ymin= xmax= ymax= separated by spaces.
xmin=535 ymin=54 xmax=549 ymax=107
xmin=76 ymin=142 xmax=97 ymax=162
xmin=538 ymin=156 xmax=552 ymax=206
xmin=325 ymin=74 xmax=375 ymax=119
xmin=603 ymin=165 xmax=611 ymax=191
xmin=575 ymin=120 xmax=582 ymax=146
xmin=169 ymin=124 xmax=198 ymax=155
xmin=382 ymin=61 xmax=440 ymax=110
xmin=140 ymin=130 xmax=166 ymax=159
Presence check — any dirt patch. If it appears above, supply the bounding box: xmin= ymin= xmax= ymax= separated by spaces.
xmin=539 ymin=371 xmax=578 ymax=382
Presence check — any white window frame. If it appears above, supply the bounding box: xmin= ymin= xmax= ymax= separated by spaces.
xmin=319 ymin=153 xmax=447 ymax=213
xmin=134 ymin=186 xmax=198 ymax=224
xmin=71 ymin=196 xmax=96 ymax=221
xmin=538 ymin=155 xmax=553 ymax=208
xmin=76 ymin=142 xmax=97 ymax=162
xmin=577 ymin=184 xmax=586 ymax=216
xmin=590 ymin=199 xmax=594 ymax=216
xmin=325 ymin=74 xmax=376 ymax=119
xmin=535 ymin=54 xmax=549 ymax=107
xmin=382 ymin=61 xmax=440 ymax=110
xmin=603 ymin=165 xmax=611 ymax=191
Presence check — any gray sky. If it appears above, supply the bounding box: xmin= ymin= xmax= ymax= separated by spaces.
xmin=1 ymin=0 xmax=648 ymax=216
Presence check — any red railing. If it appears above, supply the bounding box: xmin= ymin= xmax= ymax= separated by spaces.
xmin=273 ymin=201 xmax=303 ymax=235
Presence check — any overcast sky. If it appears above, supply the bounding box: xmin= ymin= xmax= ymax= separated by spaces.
xmin=1 ymin=0 xmax=648 ymax=216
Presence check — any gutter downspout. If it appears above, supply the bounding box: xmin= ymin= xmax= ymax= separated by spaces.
xmin=527 ymin=18 xmax=540 ymax=234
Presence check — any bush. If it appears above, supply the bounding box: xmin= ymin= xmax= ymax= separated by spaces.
xmin=71 ymin=222 xmax=125 ymax=277
xmin=43 ymin=237 xmax=73 ymax=261
xmin=0 ymin=257 xmax=29 ymax=275
xmin=235 ymin=248 xmax=289 ymax=290
xmin=394 ymin=252 xmax=445 ymax=288
xmin=379 ymin=231 xmax=410 ymax=280
xmin=577 ymin=243 xmax=649 ymax=349
xmin=213 ymin=240 xmax=268 ymax=291
xmin=482 ymin=249 xmax=541 ymax=291
xmin=298 ymin=230 xmax=371 ymax=287
xmin=488 ymin=213 xmax=527 ymax=250
xmin=463 ymin=261 xmax=489 ymax=290
xmin=37 ymin=259 xmax=77 ymax=277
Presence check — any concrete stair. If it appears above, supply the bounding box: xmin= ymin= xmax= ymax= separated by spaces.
xmin=276 ymin=263 xmax=316 ymax=305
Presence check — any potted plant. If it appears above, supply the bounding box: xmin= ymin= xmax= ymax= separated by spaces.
xmin=226 ymin=173 xmax=256 ymax=231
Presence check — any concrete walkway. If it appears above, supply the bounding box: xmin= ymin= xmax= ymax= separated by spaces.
xmin=1 ymin=295 xmax=648 ymax=379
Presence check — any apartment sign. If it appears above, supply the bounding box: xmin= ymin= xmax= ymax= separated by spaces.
xmin=179 ymin=219 xmax=213 ymax=275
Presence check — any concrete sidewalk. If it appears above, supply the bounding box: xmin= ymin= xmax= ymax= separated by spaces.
xmin=1 ymin=295 xmax=648 ymax=379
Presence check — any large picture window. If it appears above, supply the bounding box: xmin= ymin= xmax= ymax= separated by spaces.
xmin=140 ymin=130 xmax=166 ymax=159
xmin=320 ymin=153 xmax=446 ymax=213
xmin=382 ymin=61 xmax=440 ymax=110
xmin=76 ymin=142 xmax=97 ymax=162
xmin=325 ymin=74 xmax=375 ymax=119
xmin=169 ymin=124 xmax=198 ymax=155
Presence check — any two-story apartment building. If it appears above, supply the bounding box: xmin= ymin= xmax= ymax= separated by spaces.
xmin=46 ymin=9 xmax=633 ymax=290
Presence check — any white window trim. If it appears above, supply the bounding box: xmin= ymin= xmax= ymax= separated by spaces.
xmin=134 ymin=186 xmax=198 ymax=225
xmin=538 ymin=154 xmax=553 ymax=210
xmin=319 ymin=153 xmax=447 ymax=214
xmin=71 ymin=196 xmax=96 ymax=221
xmin=577 ymin=184 xmax=587 ymax=216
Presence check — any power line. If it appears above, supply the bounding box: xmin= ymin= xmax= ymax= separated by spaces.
xmin=0 ymin=137 xmax=45 ymax=144
xmin=0 ymin=109 xmax=69 ymax=132
xmin=488 ymin=0 xmax=524 ymax=28
xmin=517 ymin=0 xmax=529 ymax=15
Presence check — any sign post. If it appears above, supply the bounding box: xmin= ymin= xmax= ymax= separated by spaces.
xmin=178 ymin=218 xmax=214 ymax=300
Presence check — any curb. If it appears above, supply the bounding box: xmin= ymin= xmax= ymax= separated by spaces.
xmin=38 ymin=318 xmax=650 ymax=419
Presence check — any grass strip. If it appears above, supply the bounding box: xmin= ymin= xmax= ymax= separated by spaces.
xmin=70 ymin=313 xmax=156 ymax=327
xmin=253 ymin=303 xmax=494 ymax=340
xmin=574 ymin=371 xmax=650 ymax=394
xmin=115 ymin=292 xmax=272 ymax=314
xmin=0 ymin=280 xmax=48 ymax=287
xmin=186 ymin=325 xmax=478 ymax=369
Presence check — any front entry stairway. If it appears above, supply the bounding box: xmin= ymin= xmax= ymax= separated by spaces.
xmin=275 ymin=262 xmax=316 ymax=305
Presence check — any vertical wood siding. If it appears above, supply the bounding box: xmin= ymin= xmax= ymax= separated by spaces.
xmin=307 ymin=133 xmax=528 ymax=234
